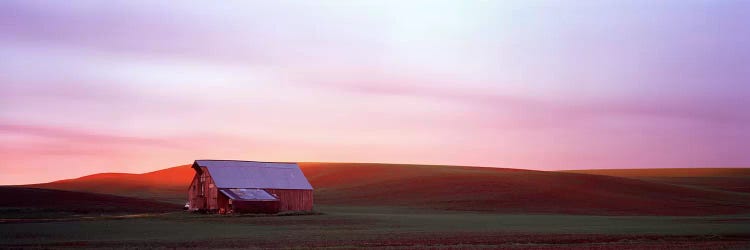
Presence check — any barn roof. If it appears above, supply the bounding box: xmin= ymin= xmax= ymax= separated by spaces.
xmin=193 ymin=160 xmax=313 ymax=190
xmin=219 ymin=188 xmax=279 ymax=201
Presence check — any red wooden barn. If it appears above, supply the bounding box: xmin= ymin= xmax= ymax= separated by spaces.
xmin=188 ymin=160 xmax=313 ymax=214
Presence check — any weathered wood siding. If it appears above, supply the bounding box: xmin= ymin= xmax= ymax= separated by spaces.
xmin=188 ymin=167 xmax=219 ymax=211
xmin=217 ymin=191 xmax=230 ymax=212
xmin=188 ymin=172 xmax=201 ymax=210
xmin=264 ymin=189 xmax=314 ymax=211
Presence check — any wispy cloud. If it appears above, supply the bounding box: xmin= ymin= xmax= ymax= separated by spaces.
xmin=308 ymin=78 xmax=750 ymax=128
xmin=0 ymin=122 xmax=175 ymax=147
xmin=1 ymin=0 xmax=749 ymax=184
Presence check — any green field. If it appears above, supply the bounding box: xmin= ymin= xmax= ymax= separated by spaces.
xmin=6 ymin=165 xmax=750 ymax=248
xmin=2 ymin=206 xmax=749 ymax=249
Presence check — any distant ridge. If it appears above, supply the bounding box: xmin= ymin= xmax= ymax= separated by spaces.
xmin=25 ymin=163 xmax=750 ymax=215
xmin=561 ymin=168 xmax=750 ymax=193
xmin=0 ymin=186 xmax=176 ymax=214
xmin=561 ymin=168 xmax=750 ymax=177
xmin=27 ymin=164 xmax=194 ymax=203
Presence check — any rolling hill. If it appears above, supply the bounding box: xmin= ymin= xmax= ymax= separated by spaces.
xmin=29 ymin=165 xmax=194 ymax=204
xmin=561 ymin=168 xmax=750 ymax=178
xmin=26 ymin=163 xmax=750 ymax=215
xmin=0 ymin=187 xmax=177 ymax=215
xmin=563 ymin=168 xmax=750 ymax=193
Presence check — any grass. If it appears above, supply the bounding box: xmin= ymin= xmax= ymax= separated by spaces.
xmin=2 ymin=206 xmax=749 ymax=249
xmin=8 ymin=164 xmax=750 ymax=248
xmin=29 ymin=164 xmax=750 ymax=215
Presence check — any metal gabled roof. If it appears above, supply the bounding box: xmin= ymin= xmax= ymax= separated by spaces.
xmin=193 ymin=160 xmax=313 ymax=190
xmin=220 ymin=188 xmax=279 ymax=201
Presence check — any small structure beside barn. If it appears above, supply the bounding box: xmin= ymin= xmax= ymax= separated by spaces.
xmin=188 ymin=160 xmax=313 ymax=214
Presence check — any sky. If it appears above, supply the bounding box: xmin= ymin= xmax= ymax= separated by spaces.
xmin=1 ymin=0 xmax=749 ymax=185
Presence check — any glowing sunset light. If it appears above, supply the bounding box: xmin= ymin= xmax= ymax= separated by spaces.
xmin=1 ymin=0 xmax=748 ymax=184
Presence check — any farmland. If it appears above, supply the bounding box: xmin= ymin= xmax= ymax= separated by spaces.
xmin=0 ymin=187 xmax=176 ymax=219
xmin=29 ymin=163 xmax=750 ymax=215
xmin=2 ymin=206 xmax=750 ymax=249
xmin=3 ymin=163 xmax=750 ymax=248
xmin=563 ymin=168 xmax=750 ymax=194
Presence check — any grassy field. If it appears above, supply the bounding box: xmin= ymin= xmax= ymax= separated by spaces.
xmin=0 ymin=187 xmax=177 ymax=219
xmin=2 ymin=206 xmax=750 ymax=249
xmin=28 ymin=163 xmax=750 ymax=215
xmin=7 ymin=164 xmax=750 ymax=248
xmin=563 ymin=168 xmax=750 ymax=194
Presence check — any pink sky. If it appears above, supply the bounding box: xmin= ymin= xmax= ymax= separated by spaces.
xmin=1 ymin=0 xmax=749 ymax=184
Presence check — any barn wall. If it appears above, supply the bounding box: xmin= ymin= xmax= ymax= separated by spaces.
xmin=264 ymin=189 xmax=313 ymax=211
xmin=189 ymin=167 xmax=220 ymax=211
xmin=217 ymin=192 xmax=230 ymax=212
xmin=203 ymin=167 xmax=219 ymax=210
xmin=188 ymin=172 xmax=203 ymax=210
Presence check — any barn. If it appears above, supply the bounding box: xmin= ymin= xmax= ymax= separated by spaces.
xmin=187 ymin=160 xmax=313 ymax=214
